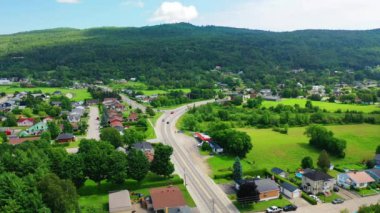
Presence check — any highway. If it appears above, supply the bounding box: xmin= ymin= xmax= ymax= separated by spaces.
xmin=155 ymin=100 xmax=239 ymax=213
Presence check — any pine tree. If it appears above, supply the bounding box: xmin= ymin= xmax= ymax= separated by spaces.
xmin=233 ymin=157 xmax=243 ymax=182
xmin=317 ymin=150 xmax=330 ymax=172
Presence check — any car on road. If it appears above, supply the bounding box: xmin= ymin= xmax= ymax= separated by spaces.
xmin=96 ymin=117 xmax=99 ymax=120
xmin=282 ymin=204 xmax=297 ymax=212
xmin=266 ymin=206 xmax=282 ymax=213
xmin=166 ymin=121 xmax=169 ymax=124
xmin=170 ymin=111 xmax=174 ymax=114
xmin=332 ymin=198 xmax=344 ymax=204
xmin=333 ymin=185 xmax=340 ymax=192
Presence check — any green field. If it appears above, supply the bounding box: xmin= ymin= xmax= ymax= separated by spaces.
xmin=262 ymin=98 xmax=380 ymax=113
xmin=208 ymin=124 xmax=380 ymax=177
xmin=0 ymin=85 xmax=91 ymax=101
xmin=138 ymin=88 xmax=191 ymax=96
xmin=78 ymin=173 xmax=195 ymax=212
xmin=108 ymin=81 xmax=148 ymax=90
xmin=234 ymin=198 xmax=291 ymax=212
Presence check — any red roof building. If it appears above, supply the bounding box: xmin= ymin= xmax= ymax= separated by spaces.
xmin=127 ymin=112 xmax=138 ymax=122
xmin=149 ymin=186 xmax=187 ymax=211
xmin=194 ymin=132 xmax=211 ymax=142
xmin=17 ymin=118 xmax=35 ymax=127
xmin=9 ymin=136 xmax=40 ymax=145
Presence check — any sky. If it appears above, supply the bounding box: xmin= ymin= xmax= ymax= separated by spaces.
xmin=1 ymin=0 xmax=380 ymax=34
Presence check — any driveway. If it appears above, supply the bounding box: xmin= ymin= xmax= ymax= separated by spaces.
xmin=297 ymin=194 xmax=380 ymax=213
xmin=86 ymin=106 xmax=100 ymax=140
xmin=337 ymin=188 xmax=360 ymax=200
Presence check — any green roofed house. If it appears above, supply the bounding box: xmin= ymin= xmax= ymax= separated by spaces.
xmin=19 ymin=122 xmax=48 ymax=137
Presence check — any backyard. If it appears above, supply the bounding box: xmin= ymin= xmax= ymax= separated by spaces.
xmin=208 ymin=124 xmax=380 ymax=178
xmin=78 ymin=173 xmax=195 ymax=212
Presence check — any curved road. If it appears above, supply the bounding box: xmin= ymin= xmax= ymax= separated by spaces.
xmin=155 ymin=100 xmax=238 ymax=213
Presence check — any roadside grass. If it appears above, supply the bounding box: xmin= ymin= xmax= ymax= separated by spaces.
xmin=207 ymin=124 xmax=379 ymax=178
xmin=149 ymin=112 xmax=163 ymax=126
xmin=108 ymin=81 xmax=148 ymax=90
xmin=261 ymin=98 xmax=379 ymax=113
xmin=233 ymin=198 xmax=291 ymax=212
xmin=78 ymin=173 xmax=195 ymax=212
xmin=356 ymin=188 xmax=379 ymax=197
xmin=138 ymin=88 xmax=191 ymax=96
xmin=0 ymin=85 xmax=91 ymax=101
xmin=318 ymin=192 xmax=343 ymax=203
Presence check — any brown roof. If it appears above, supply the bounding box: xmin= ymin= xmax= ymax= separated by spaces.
xmin=150 ymin=186 xmax=186 ymax=210
xmin=110 ymin=121 xmax=123 ymax=127
xmin=9 ymin=137 xmax=40 ymax=145
xmin=128 ymin=112 xmax=138 ymax=120
xmin=347 ymin=171 xmax=375 ymax=184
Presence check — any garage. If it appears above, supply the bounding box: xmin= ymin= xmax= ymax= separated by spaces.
xmin=280 ymin=182 xmax=302 ymax=199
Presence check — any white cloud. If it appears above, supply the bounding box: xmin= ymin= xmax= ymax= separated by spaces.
xmin=196 ymin=0 xmax=380 ymax=31
xmin=150 ymin=1 xmax=198 ymax=23
xmin=121 ymin=0 xmax=144 ymax=8
xmin=56 ymin=0 xmax=80 ymax=4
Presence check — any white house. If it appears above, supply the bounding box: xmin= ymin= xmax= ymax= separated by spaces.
xmin=337 ymin=171 xmax=375 ymax=189
xmin=0 ymin=78 xmax=11 ymax=85
xmin=280 ymin=182 xmax=302 ymax=199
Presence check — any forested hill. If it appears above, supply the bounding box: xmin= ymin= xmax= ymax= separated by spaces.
xmin=0 ymin=23 xmax=380 ymax=87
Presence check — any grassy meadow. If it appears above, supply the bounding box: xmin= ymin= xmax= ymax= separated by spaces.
xmin=0 ymin=85 xmax=91 ymax=101
xmin=262 ymin=98 xmax=380 ymax=113
xmin=208 ymin=124 xmax=380 ymax=177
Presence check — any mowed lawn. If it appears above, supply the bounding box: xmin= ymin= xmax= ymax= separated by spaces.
xmin=262 ymin=98 xmax=380 ymax=113
xmin=138 ymin=88 xmax=191 ymax=96
xmin=1 ymin=86 xmax=91 ymax=101
xmin=208 ymin=124 xmax=380 ymax=176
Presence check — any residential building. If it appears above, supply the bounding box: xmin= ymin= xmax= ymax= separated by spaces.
xmin=302 ymin=171 xmax=335 ymax=195
xmin=365 ymin=168 xmax=380 ymax=183
xmin=280 ymin=182 xmax=302 ymax=199
xmin=9 ymin=136 xmax=40 ymax=145
xmin=56 ymin=133 xmax=75 ymax=143
xmin=19 ymin=122 xmax=48 ymax=137
xmin=108 ymin=190 xmax=133 ymax=213
xmin=127 ymin=112 xmax=138 ymax=122
xmin=271 ymin=167 xmax=288 ymax=178
xmin=133 ymin=142 xmax=154 ymax=161
xmin=0 ymin=78 xmax=11 ymax=85
xmin=147 ymin=186 xmax=187 ymax=212
xmin=210 ymin=142 xmax=223 ymax=154
xmin=17 ymin=118 xmax=34 ymax=127
xmin=254 ymin=179 xmax=280 ymax=201
xmin=337 ymin=171 xmax=375 ymax=189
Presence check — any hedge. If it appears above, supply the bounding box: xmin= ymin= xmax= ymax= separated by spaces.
xmin=214 ymin=169 xmax=267 ymax=180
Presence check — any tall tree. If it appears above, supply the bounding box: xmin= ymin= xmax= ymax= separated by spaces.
xmin=48 ymin=122 xmax=61 ymax=139
xmin=237 ymin=181 xmax=260 ymax=204
xmin=317 ymin=150 xmax=330 ymax=172
xmin=100 ymin=127 xmax=123 ymax=148
xmin=301 ymin=156 xmax=314 ymax=169
xmin=127 ymin=149 xmax=150 ymax=182
xmin=62 ymin=121 xmax=73 ymax=133
xmin=107 ymin=151 xmax=128 ymax=184
xmin=123 ymin=128 xmax=146 ymax=146
xmin=376 ymin=145 xmax=380 ymax=154
xmin=38 ymin=173 xmax=79 ymax=213
xmin=62 ymin=154 xmax=87 ymax=188
xmin=233 ymin=157 xmax=243 ymax=183
xmin=150 ymin=144 xmax=174 ymax=177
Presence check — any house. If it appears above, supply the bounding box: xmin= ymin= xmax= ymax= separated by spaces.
xmin=85 ymin=99 xmax=99 ymax=106
xmin=133 ymin=142 xmax=154 ymax=161
xmin=103 ymin=98 xmax=124 ymax=112
xmin=0 ymin=78 xmax=11 ymax=85
xmin=17 ymin=118 xmax=34 ymax=127
xmin=51 ymin=101 xmax=62 ymax=107
xmin=337 ymin=171 xmax=375 ymax=189
xmin=365 ymin=169 xmax=380 ymax=183
xmin=68 ymin=114 xmax=81 ymax=123
xmin=375 ymin=154 xmax=380 ymax=167
xmin=254 ymin=179 xmax=280 ymax=201
xmin=110 ymin=121 xmax=124 ymax=132
xmin=108 ymin=190 xmax=133 ymax=213
xmin=127 ymin=112 xmax=138 ymax=122
xmin=147 ymin=186 xmax=187 ymax=212
xmin=209 ymin=142 xmax=223 ymax=154
xmin=19 ymin=122 xmax=48 ymax=137
xmin=280 ymin=182 xmax=302 ymax=199
xmin=194 ymin=132 xmax=212 ymax=142
xmin=309 ymin=85 xmax=326 ymax=96
xmin=271 ymin=167 xmax=288 ymax=178
xmin=43 ymin=116 xmax=54 ymax=123
xmin=56 ymin=133 xmax=75 ymax=143
xmin=302 ymin=171 xmax=335 ymax=195
xmin=9 ymin=136 xmax=40 ymax=145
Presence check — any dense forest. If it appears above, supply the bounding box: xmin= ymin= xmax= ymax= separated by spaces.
xmin=0 ymin=23 xmax=380 ymax=87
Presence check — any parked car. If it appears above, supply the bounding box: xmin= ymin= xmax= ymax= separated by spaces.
xmin=332 ymin=198 xmax=344 ymax=204
xmin=170 ymin=111 xmax=174 ymax=114
xmin=333 ymin=185 xmax=340 ymax=192
xmin=266 ymin=206 xmax=282 ymax=213
xmin=310 ymin=195 xmax=321 ymax=203
xmin=166 ymin=121 xmax=169 ymax=124
xmin=283 ymin=204 xmax=297 ymax=212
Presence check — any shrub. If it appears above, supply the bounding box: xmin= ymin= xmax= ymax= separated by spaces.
xmin=302 ymin=192 xmax=317 ymax=205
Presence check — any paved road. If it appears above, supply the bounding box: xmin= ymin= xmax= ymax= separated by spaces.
xmin=155 ymin=100 xmax=238 ymax=213
xmin=86 ymin=106 xmax=100 ymax=140
xmin=297 ymin=194 xmax=380 ymax=213
xmin=120 ymin=94 xmax=146 ymax=113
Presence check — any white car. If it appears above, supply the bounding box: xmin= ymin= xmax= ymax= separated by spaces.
xmin=266 ymin=206 xmax=282 ymax=213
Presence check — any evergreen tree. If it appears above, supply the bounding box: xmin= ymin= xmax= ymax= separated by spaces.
xmin=301 ymin=156 xmax=314 ymax=169
xmin=237 ymin=181 xmax=260 ymax=204
xmin=233 ymin=157 xmax=243 ymax=183
xmin=317 ymin=150 xmax=330 ymax=172
xmin=376 ymin=145 xmax=380 ymax=154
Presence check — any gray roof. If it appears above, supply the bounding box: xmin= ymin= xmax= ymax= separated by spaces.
xmin=168 ymin=206 xmax=191 ymax=213
xmin=271 ymin=167 xmax=285 ymax=175
xmin=254 ymin=179 xmax=279 ymax=193
xmin=56 ymin=133 xmax=75 ymax=140
xmin=109 ymin=190 xmax=132 ymax=213
xmin=366 ymin=168 xmax=380 ymax=178
xmin=280 ymin=182 xmax=299 ymax=192
xmin=303 ymin=171 xmax=333 ymax=181
xmin=133 ymin=142 xmax=153 ymax=151
xmin=375 ymin=154 xmax=380 ymax=161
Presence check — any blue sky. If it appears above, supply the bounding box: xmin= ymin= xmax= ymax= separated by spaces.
xmin=1 ymin=0 xmax=380 ymax=34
